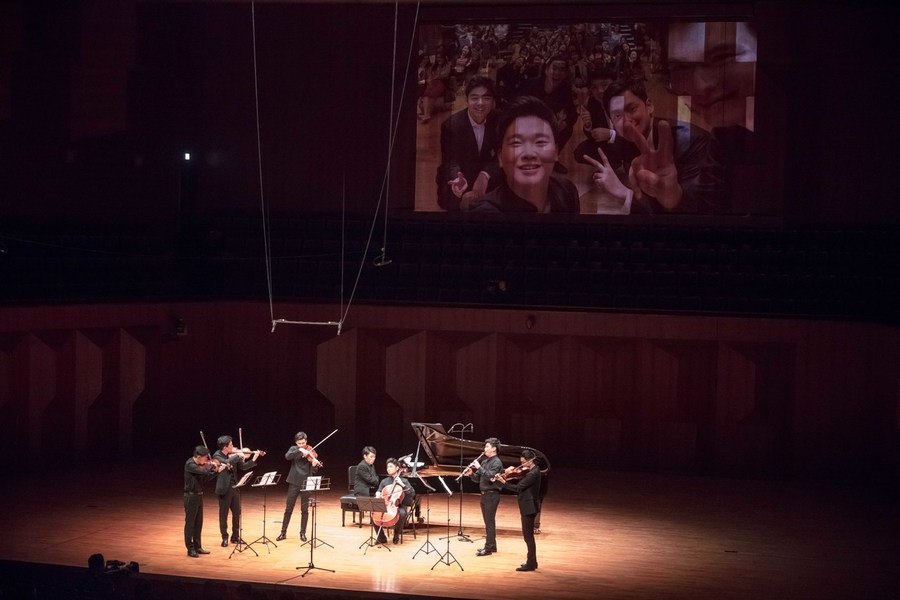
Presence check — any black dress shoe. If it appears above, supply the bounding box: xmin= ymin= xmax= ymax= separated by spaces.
xmin=276 ymin=532 xmax=287 ymax=541
xmin=187 ymin=549 xmax=199 ymax=558
xmin=516 ymin=563 xmax=537 ymax=571
xmin=221 ymin=537 xmax=229 ymax=547
xmin=392 ymin=534 xmax=400 ymax=544
xmin=195 ymin=548 xmax=210 ymax=555
xmin=475 ymin=548 xmax=494 ymax=556
xmin=376 ymin=536 xmax=388 ymax=545
xmin=230 ymin=537 xmax=241 ymax=544
xmin=299 ymin=532 xmax=307 ymax=542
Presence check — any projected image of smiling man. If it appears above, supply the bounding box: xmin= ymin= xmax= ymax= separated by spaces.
xmin=472 ymin=95 xmax=579 ymax=213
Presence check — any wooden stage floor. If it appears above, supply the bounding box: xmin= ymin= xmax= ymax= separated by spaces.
xmin=1 ymin=465 xmax=898 ymax=599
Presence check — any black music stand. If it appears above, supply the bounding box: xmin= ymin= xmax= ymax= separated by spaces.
xmin=355 ymin=496 xmax=391 ymax=555
xmin=432 ymin=476 xmax=462 ymax=571
xmin=296 ymin=476 xmax=334 ymax=576
xmin=228 ymin=471 xmax=257 ymax=558
xmin=442 ymin=422 xmax=474 ymax=543
xmin=247 ymin=471 xmax=280 ymax=553
xmin=412 ymin=475 xmax=439 ymax=560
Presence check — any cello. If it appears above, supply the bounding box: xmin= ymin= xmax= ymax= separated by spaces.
xmin=371 ymin=477 xmax=405 ymax=528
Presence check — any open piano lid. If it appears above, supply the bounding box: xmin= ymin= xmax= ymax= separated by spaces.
xmin=408 ymin=422 xmax=550 ymax=477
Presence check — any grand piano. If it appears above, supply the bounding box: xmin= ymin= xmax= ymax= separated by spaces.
xmin=400 ymin=422 xmax=550 ymax=497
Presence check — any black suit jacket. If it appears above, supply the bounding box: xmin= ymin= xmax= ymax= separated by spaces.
xmin=353 ymin=460 xmax=379 ymax=496
xmin=503 ymin=466 xmax=541 ymax=517
xmin=436 ymin=109 xmax=500 ymax=211
xmin=212 ymin=449 xmax=257 ymax=496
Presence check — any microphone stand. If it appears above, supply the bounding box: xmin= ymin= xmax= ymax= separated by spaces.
xmin=443 ymin=423 xmax=474 ymax=543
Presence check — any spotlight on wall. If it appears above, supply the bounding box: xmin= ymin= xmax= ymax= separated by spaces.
xmin=183 ymin=152 xmax=191 ymax=161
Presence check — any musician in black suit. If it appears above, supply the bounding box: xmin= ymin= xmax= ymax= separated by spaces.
xmin=276 ymin=431 xmax=321 ymax=542
xmin=354 ymin=446 xmax=379 ymax=496
xmin=212 ymin=435 xmax=262 ymax=547
xmin=436 ymin=75 xmax=501 ymax=211
xmin=375 ymin=457 xmax=416 ymax=544
xmin=183 ymin=445 xmax=225 ymax=558
xmin=498 ymin=449 xmax=541 ymax=571
xmin=465 ymin=437 xmax=504 ymax=556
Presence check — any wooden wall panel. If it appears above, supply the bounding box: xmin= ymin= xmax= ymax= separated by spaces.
xmin=449 ymin=332 xmax=494 ymax=428
xmin=24 ymin=333 xmax=57 ymax=455
xmin=716 ymin=342 xmax=794 ymax=475
xmin=1 ymin=302 xmax=897 ymax=477
xmin=68 ymin=331 xmax=102 ymax=459
xmin=571 ymin=337 xmax=638 ymax=467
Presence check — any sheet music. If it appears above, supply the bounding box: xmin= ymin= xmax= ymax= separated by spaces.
xmin=234 ymin=470 xmax=254 ymax=488
xmin=305 ymin=475 xmax=322 ymax=491
xmin=252 ymin=471 xmax=279 ymax=486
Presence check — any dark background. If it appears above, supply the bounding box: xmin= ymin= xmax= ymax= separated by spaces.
xmin=0 ymin=0 xmax=898 ymax=226
xmin=0 ymin=2 xmax=898 ymax=479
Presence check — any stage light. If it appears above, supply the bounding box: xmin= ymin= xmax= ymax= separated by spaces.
xmin=183 ymin=152 xmax=191 ymax=161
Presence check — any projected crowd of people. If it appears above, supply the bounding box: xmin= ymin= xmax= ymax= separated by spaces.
xmin=416 ymin=20 xmax=759 ymax=216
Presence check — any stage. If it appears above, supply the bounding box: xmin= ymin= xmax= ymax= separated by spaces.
xmin=1 ymin=465 xmax=898 ymax=599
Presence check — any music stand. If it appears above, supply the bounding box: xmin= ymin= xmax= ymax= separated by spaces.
xmin=442 ymin=422 xmax=474 ymax=543
xmin=432 ymin=476 xmax=462 ymax=571
xmin=296 ymin=476 xmax=334 ymax=577
xmin=228 ymin=471 xmax=257 ymax=558
xmin=247 ymin=471 xmax=280 ymax=553
xmin=412 ymin=474 xmax=439 ymax=560
xmin=355 ymin=496 xmax=391 ymax=555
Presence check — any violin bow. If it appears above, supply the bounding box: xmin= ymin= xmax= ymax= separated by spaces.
xmin=310 ymin=428 xmax=338 ymax=450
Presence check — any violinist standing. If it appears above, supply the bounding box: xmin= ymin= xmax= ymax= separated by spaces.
xmin=465 ymin=437 xmax=504 ymax=557
xmin=375 ymin=458 xmax=416 ymax=544
xmin=497 ymin=449 xmax=541 ymax=571
xmin=277 ymin=431 xmax=321 ymax=542
xmin=184 ymin=445 xmax=226 ymax=558
xmin=213 ymin=435 xmax=263 ymax=547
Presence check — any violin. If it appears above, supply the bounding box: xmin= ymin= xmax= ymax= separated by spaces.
xmin=492 ymin=457 xmax=536 ymax=483
xmin=297 ymin=443 xmax=323 ymax=468
xmin=295 ymin=428 xmax=337 ymax=468
xmin=208 ymin=458 xmax=228 ymax=472
xmin=235 ymin=448 xmax=266 ymax=460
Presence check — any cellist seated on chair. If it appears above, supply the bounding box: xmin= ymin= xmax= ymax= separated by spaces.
xmin=373 ymin=458 xmax=416 ymax=544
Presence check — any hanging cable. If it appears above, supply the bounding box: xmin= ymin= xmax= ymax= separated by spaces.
xmin=251 ymin=1 xmax=275 ymax=325
xmin=252 ymin=1 xmax=420 ymax=334
xmin=340 ymin=1 xmax=420 ymax=328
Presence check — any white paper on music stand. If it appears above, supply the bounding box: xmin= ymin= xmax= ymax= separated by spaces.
xmin=305 ymin=475 xmax=322 ymax=491
xmin=252 ymin=471 xmax=279 ymax=486
xmin=234 ymin=471 xmax=254 ymax=488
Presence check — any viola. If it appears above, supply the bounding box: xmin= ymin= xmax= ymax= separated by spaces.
xmin=371 ymin=478 xmax=405 ymax=528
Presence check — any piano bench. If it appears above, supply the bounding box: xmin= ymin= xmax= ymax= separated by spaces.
xmin=340 ymin=495 xmax=364 ymax=527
